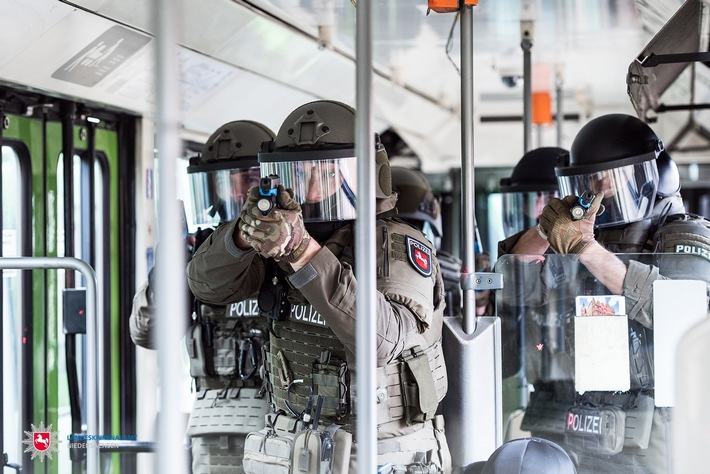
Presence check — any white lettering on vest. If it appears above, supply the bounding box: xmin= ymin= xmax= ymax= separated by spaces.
xmin=290 ymin=304 xmax=327 ymax=327
xmin=566 ymin=412 xmax=602 ymax=435
xmin=227 ymin=299 xmax=260 ymax=318
xmin=675 ymin=244 xmax=710 ymax=260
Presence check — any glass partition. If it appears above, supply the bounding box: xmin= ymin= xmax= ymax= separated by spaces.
xmin=495 ymin=252 xmax=709 ymax=474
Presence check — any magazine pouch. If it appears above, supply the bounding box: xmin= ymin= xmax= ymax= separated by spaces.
xmin=564 ymin=405 xmax=625 ymax=456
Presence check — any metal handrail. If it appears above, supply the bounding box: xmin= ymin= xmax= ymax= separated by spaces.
xmin=0 ymin=257 xmax=100 ymax=473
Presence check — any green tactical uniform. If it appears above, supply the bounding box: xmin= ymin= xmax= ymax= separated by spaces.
xmin=130 ymin=272 xmax=270 ymax=474
xmin=187 ymin=194 xmax=452 ymax=473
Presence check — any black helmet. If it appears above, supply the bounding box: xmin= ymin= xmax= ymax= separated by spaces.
xmin=500 ymin=147 xmax=566 ymax=236
xmin=391 ymin=166 xmax=442 ymax=243
xmin=187 ymin=120 xmax=275 ymax=229
xmin=478 ymin=438 xmax=577 ymax=474
xmin=258 ymin=100 xmax=392 ymax=222
xmin=557 ymin=114 xmax=662 ymax=228
xmin=656 ymin=150 xmax=681 ymax=198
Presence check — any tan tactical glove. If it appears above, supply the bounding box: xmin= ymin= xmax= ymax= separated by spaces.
xmin=538 ymin=193 xmax=604 ymax=254
xmin=239 ymin=185 xmax=311 ymax=262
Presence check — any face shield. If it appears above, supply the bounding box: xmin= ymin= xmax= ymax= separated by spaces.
xmin=188 ymin=163 xmax=261 ymax=229
xmin=260 ymin=153 xmax=358 ymax=222
xmin=502 ymin=191 xmax=558 ymax=236
xmin=557 ymin=153 xmax=659 ymax=228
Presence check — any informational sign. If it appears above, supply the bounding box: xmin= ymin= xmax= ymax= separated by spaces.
xmin=52 ymin=25 xmax=151 ymax=87
xmin=574 ymin=295 xmax=630 ymax=393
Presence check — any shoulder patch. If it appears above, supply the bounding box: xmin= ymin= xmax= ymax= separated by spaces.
xmin=406 ymin=236 xmax=432 ymax=277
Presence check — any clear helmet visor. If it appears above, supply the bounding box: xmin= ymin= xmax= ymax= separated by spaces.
xmin=502 ymin=191 xmax=558 ymax=236
xmin=557 ymin=160 xmax=658 ymax=228
xmin=188 ymin=166 xmax=261 ymax=229
xmin=261 ymin=157 xmax=357 ymax=222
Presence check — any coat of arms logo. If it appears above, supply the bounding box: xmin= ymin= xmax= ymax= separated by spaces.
xmin=22 ymin=421 xmax=60 ymax=461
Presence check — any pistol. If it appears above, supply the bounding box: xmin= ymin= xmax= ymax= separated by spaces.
xmin=570 ymin=191 xmax=595 ymax=220
xmin=257 ymin=174 xmax=280 ymax=215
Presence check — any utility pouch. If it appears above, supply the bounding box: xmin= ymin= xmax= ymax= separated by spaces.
xmin=186 ymin=324 xmax=208 ymax=378
xmin=564 ymin=405 xmax=625 ymax=456
xmin=623 ymin=394 xmax=654 ymax=449
xmin=312 ymin=356 xmax=348 ymax=419
xmin=259 ymin=263 xmax=291 ymax=321
xmin=399 ymin=346 xmax=438 ymax=425
xmin=291 ymin=427 xmax=336 ymax=474
xmin=243 ymin=427 xmax=295 ymax=474
xmin=628 ymin=321 xmax=654 ymax=389
xmin=211 ymin=327 xmax=238 ymax=377
xmin=521 ymin=383 xmax=575 ymax=435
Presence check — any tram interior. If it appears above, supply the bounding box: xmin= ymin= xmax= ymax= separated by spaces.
xmin=1 ymin=0 xmax=710 ymax=472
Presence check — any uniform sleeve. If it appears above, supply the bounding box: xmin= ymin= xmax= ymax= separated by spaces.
xmin=187 ymin=220 xmax=267 ymax=305
xmin=129 ymin=279 xmax=156 ymax=349
xmin=498 ymin=229 xmax=526 ymax=256
xmin=622 ymin=259 xmax=663 ymax=329
xmin=288 ymin=222 xmax=444 ymax=366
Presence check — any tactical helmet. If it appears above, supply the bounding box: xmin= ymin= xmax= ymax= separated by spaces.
xmin=187 ymin=120 xmax=275 ymax=229
xmin=557 ymin=114 xmax=661 ymax=228
xmin=258 ymin=100 xmax=392 ymax=222
xmin=477 ymin=438 xmax=577 ymax=474
xmin=391 ymin=166 xmax=442 ymax=243
xmin=500 ymin=147 xmax=565 ymax=236
xmin=656 ymin=150 xmax=681 ymax=198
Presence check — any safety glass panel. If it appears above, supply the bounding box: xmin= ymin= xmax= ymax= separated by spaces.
xmin=494 ymin=252 xmax=709 ymax=474
xmin=188 ymin=166 xmax=261 ymax=229
xmin=557 ymin=161 xmax=658 ymax=228
xmin=261 ymin=157 xmax=357 ymax=222
xmin=501 ymin=191 xmax=558 ymax=237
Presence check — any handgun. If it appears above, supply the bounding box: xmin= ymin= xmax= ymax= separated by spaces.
xmin=257 ymin=174 xmax=280 ymax=215
xmin=570 ymin=191 xmax=595 ymax=220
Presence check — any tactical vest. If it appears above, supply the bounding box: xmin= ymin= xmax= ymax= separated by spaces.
xmin=185 ymin=299 xmax=271 ymax=474
xmin=261 ymin=219 xmax=448 ymax=435
xmin=186 ymin=300 xmax=268 ymax=389
xmin=557 ymin=212 xmax=710 ymax=460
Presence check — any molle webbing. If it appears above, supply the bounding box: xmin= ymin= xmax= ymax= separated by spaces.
xmin=597 ymin=224 xmax=654 ymax=253
xmin=376 ymin=341 xmax=447 ymax=425
xmin=187 ymin=387 xmax=268 ymax=437
xmin=196 ymin=376 xmax=261 ymax=390
xmin=265 ymin=319 xmax=351 ymax=424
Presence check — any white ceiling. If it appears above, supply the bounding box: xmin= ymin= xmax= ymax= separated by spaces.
xmin=2 ymin=0 xmax=705 ymax=170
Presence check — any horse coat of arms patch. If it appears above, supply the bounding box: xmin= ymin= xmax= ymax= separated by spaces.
xmin=406 ymin=236 xmax=432 ymax=277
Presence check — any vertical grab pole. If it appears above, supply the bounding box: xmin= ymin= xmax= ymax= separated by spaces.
xmin=0 ymin=257 xmax=98 ymax=473
xmin=522 ymin=37 xmax=532 ymax=153
xmin=354 ymin=0 xmax=377 ymax=472
xmin=153 ymin=0 xmax=189 ymax=472
xmin=556 ymin=70 xmax=564 ymax=147
xmin=460 ymin=3 xmax=477 ymax=335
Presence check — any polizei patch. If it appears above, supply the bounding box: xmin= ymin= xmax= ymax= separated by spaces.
xmin=406 ymin=236 xmax=432 ymax=277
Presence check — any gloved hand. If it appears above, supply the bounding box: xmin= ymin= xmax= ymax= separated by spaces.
xmin=538 ymin=193 xmax=604 ymax=254
xmin=238 ymin=185 xmax=311 ymax=262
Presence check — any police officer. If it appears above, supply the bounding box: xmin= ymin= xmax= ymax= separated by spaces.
xmin=499 ymin=114 xmax=710 ymax=473
xmin=499 ymin=147 xmax=566 ymax=237
xmin=130 ymin=120 xmax=275 ymax=474
xmin=497 ymin=147 xmax=567 ymax=440
xmin=390 ymin=166 xmax=463 ymax=317
xmin=187 ymin=100 xmax=451 ymax=473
